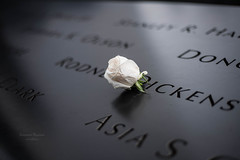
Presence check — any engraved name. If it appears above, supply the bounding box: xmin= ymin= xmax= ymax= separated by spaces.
xmin=115 ymin=19 xmax=240 ymax=40
xmin=85 ymin=114 xmax=188 ymax=159
xmin=50 ymin=13 xmax=92 ymax=22
xmin=22 ymin=27 xmax=134 ymax=49
xmin=56 ymin=57 xmax=239 ymax=111
xmin=178 ymin=49 xmax=240 ymax=69
xmin=0 ymin=77 xmax=45 ymax=102
xmin=85 ymin=114 xmax=238 ymax=160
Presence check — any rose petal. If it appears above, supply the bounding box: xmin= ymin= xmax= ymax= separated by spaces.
xmin=104 ymin=72 xmax=131 ymax=89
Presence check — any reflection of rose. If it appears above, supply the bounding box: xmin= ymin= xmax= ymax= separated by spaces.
xmin=104 ymin=55 xmax=147 ymax=89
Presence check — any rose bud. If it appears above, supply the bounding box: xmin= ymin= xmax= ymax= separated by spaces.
xmin=104 ymin=55 xmax=148 ymax=92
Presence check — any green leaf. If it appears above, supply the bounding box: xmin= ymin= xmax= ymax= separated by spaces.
xmin=138 ymin=80 xmax=144 ymax=83
xmin=142 ymin=75 xmax=148 ymax=82
xmin=135 ymin=81 xmax=144 ymax=93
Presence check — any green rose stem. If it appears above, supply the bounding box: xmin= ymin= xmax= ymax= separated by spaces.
xmin=134 ymin=73 xmax=148 ymax=93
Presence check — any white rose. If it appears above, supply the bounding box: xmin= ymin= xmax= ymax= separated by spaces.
xmin=104 ymin=55 xmax=147 ymax=89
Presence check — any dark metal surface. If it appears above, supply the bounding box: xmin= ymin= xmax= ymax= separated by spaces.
xmin=0 ymin=1 xmax=240 ymax=160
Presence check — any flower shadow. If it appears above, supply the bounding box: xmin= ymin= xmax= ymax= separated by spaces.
xmin=112 ymin=88 xmax=145 ymax=118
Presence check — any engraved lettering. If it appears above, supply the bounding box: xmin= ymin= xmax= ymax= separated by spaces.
xmin=186 ymin=91 xmax=204 ymax=102
xmin=116 ymin=19 xmax=240 ymax=40
xmin=216 ymin=58 xmax=236 ymax=66
xmin=13 ymin=87 xmax=25 ymax=94
xmin=65 ymin=62 xmax=80 ymax=69
xmin=178 ymin=49 xmax=201 ymax=59
xmin=125 ymin=133 xmax=148 ymax=148
xmin=75 ymin=64 xmax=91 ymax=72
xmin=199 ymin=55 xmax=217 ymax=63
xmin=206 ymin=27 xmax=227 ymax=36
xmin=65 ymin=32 xmax=80 ymax=40
xmin=85 ymin=115 xmax=112 ymax=131
xmin=222 ymin=31 xmax=235 ymax=37
xmin=118 ymin=128 xmax=134 ymax=140
xmin=81 ymin=34 xmax=134 ymax=49
xmin=0 ymin=77 xmax=44 ymax=102
xmin=27 ymin=92 xmax=45 ymax=102
xmin=56 ymin=57 xmax=240 ymax=111
xmin=55 ymin=57 xmax=73 ymax=67
xmin=236 ymin=62 xmax=240 ymax=68
xmin=86 ymin=67 xmax=105 ymax=75
xmin=199 ymin=95 xmax=224 ymax=107
xmin=181 ymin=25 xmax=197 ymax=33
xmin=220 ymin=100 xmax=240 ymax=111
xmin=178 ymin=49 xmax=240 ymax=70
xmin=104 ymin=123 xmax=126 ymax=135
xmin=19 ymin=89 xmax=35 ymax=98
xmin=98 ymin=71 xmax=105 ymax=78
xmin=169 ymin=87 xmax=191 ymax=98
xmin=145 ymin=81 xmax=158 ymax=89
xmin=155 ymin=139 xmax=188 ymax=159
xmin=155 ymin=84 xmax=174 ymax=94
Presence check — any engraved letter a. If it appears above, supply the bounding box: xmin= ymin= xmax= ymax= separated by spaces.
xmin=85 ymin=115 xmax=112 ymax=131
